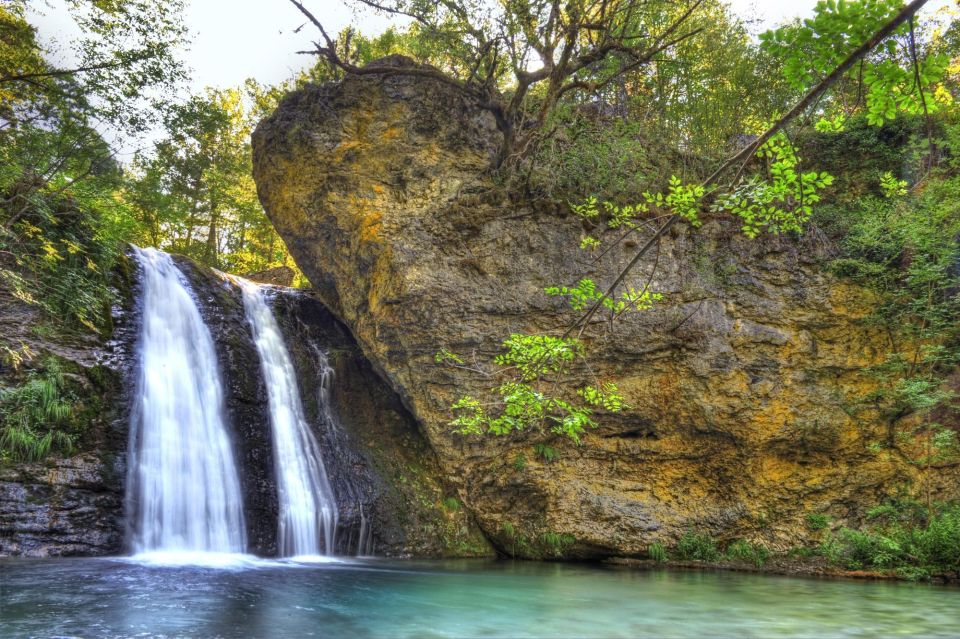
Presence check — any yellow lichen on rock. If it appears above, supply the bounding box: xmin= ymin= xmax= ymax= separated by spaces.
xmin=252 ymin=56 xmax=960 ymax=559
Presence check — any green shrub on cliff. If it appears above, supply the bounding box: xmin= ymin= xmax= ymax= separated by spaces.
xmin=434 ymin=0 xmax=955 ymax=448
xmin=816 ymin=137 xmax=960 ymax=476
xmin=444 ymin=334 xmax=626 ymax=443
xmin=674 ymin=531 xmax=720 ymax=561
xmin=819 ymin=502 xmax=960 ymax=578
xmin=0 ymin=358 xmax=78 ymax=461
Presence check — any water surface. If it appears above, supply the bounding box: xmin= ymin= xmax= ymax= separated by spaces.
xmin=1 ymin=558 xmax=957 ymax=638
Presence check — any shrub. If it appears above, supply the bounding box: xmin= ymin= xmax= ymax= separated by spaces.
xmin=725 ymin=540 xmax=770 ymax=567
xmin=674 ymin=531 xmax=720 ymax=561
xmin=648 ymin=541 xmax=668 ymax=563
xmin=0 ymin=358 xmax=78 ymax=461
xmin=818 ymin=503 xmax=960 ymax=578
xmin=806 ymin=513 xmax=830 ymax=530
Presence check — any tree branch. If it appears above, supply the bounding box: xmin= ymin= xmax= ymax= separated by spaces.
xmin=0 ymin=59 xmax=135 ymax=84
xmin=568 ymin=0 xmax=932 ymax=336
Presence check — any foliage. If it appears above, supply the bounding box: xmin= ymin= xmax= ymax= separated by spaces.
xmin=293 ymin=0 xmax=743 ymax=168
xmin=713 ymin=133 xmax=834 ymax=238
xmin=533 ymin=443 xmax=557 ymax=463
xmin=818 ymin=502 xmax=960 ymax=578
xmin=806 ymin=513 xmax=831 ymax=531
xmin=512 ymin=452 xmax=527 ymax=470
xmin=494 ymin=334 xmax=582 ymax=382
xmin=0 ymin=1 xmax=187 ymax=332
xmin=445 ymin=333 xmax=625 ymax=443
xmin=647 ymin=541 xmax=668 ymax=563
xmin=0 ymin=358 xmax=78 ymax=461
xmin=674 ymin=531 xmax=720 ymax=561
xmin=879 ymin=171 xmax=908 ymax=197
xmin=546 ymin=279 xmax=662 ymax=315
xmin=529 ymin=113 xmax=669 ymax=202
xmin=127 ymin=84 xmax=299 ymax=273
xmin=820 ymin=157 xmax=960 ymax=468
xmin=759 ymin=0 xmax=951 ymax=127
xmin=434 ymin=348 xmax=464 ymax=365
xmin=725 ymin=540 xmax=771 ymax=568
xmin=0 ymin=132 xmax=126 ymax=332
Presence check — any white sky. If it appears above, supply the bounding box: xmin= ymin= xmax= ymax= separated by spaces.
xmin=30 ymin=0 xmax=826 ymax=93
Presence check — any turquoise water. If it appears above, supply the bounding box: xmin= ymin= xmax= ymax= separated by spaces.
xmin=1 ymin=558 xmax=957 ymax=638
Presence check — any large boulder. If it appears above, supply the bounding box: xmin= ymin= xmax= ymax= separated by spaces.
xmin=252 ymin=57 xmax=959 ymax=557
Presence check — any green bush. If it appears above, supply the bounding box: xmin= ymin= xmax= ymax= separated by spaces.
xmin=648 ymin=541 xmax=668 ymax=563
xmin=725 ymin=540 xmax=770 ymax=567
xmin=818 ymin=503 xmax=960 ymax=578
xmin=806 ymin=513 xmax=831 ymax=530
xmin=674 ymin=531 xmax=720 ymax=561
xmin=0 ymin=358 xmax=78 ymax=461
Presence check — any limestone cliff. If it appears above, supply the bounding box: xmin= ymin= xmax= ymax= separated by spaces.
xmin=252 ymin=56 xmax=960 ymax=558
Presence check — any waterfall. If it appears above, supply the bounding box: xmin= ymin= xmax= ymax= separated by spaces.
xmin=357 ymin=504 xmax=374 ymax=557
xmin=126 ymin=247 xmax=246 ymax=557
xmin=238 ymin=280 xmax=338 ymax=557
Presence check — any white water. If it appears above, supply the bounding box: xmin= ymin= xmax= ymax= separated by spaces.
xmin=126 ymin=247 xmax=246 ymax=557
xmin=357 ymin=504 xmax=374 ymax=557
xmin=239 ymin=280 xmax=339 ymax=556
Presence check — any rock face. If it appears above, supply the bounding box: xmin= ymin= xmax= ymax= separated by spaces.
xmin=0 ymin=262 xmax=135 ymax=557
xmin=253 ymin=57 xmax=960 ymax=558
xmin=0 ymin=455 xmax=125 ymax=556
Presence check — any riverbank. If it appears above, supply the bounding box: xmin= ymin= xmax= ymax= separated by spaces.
xmin=605 ymin=556 xmax=960 ymax=585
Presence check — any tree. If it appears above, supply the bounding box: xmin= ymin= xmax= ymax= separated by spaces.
xmin=290 ymin=0 xmax=710 ymax=167
xmin=128 ymin=85 xmax=297 ymax=273
xmin=0 ymin=1 xmax=187 ymax=333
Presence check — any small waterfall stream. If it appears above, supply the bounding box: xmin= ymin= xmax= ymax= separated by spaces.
xmin=126 ymin=247 xmax=246 ymax=558
xmin=239 ymin=279 xmax=339 ymax=557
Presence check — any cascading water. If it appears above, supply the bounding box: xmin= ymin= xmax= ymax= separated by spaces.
xmin=313 ymin=345 xmax=374 ymax=557
xmin=126 ymin=247 xmax=246 ymax=559
xmin=238 ymin=279 xmax=339 ymax=557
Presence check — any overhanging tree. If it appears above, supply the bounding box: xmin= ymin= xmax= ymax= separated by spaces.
xmin=290 ymin=0 xmax=710 ymax=167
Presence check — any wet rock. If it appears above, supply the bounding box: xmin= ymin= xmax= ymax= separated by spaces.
xmin=0 ymin=455 xmax=125 ymax=556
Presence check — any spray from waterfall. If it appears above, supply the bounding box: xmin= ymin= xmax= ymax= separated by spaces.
xmin=126 ymin=247 xmax=246 ymax=559
xmin=238 ymin=279 xmax=339 ymax=557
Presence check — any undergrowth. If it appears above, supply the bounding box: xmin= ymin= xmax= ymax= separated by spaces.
xmin=0 ymin=357 xmax=79 ymax=461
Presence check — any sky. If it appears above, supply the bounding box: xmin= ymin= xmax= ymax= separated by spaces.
xmin=30 ymin=0 xmax=827 ymax=94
